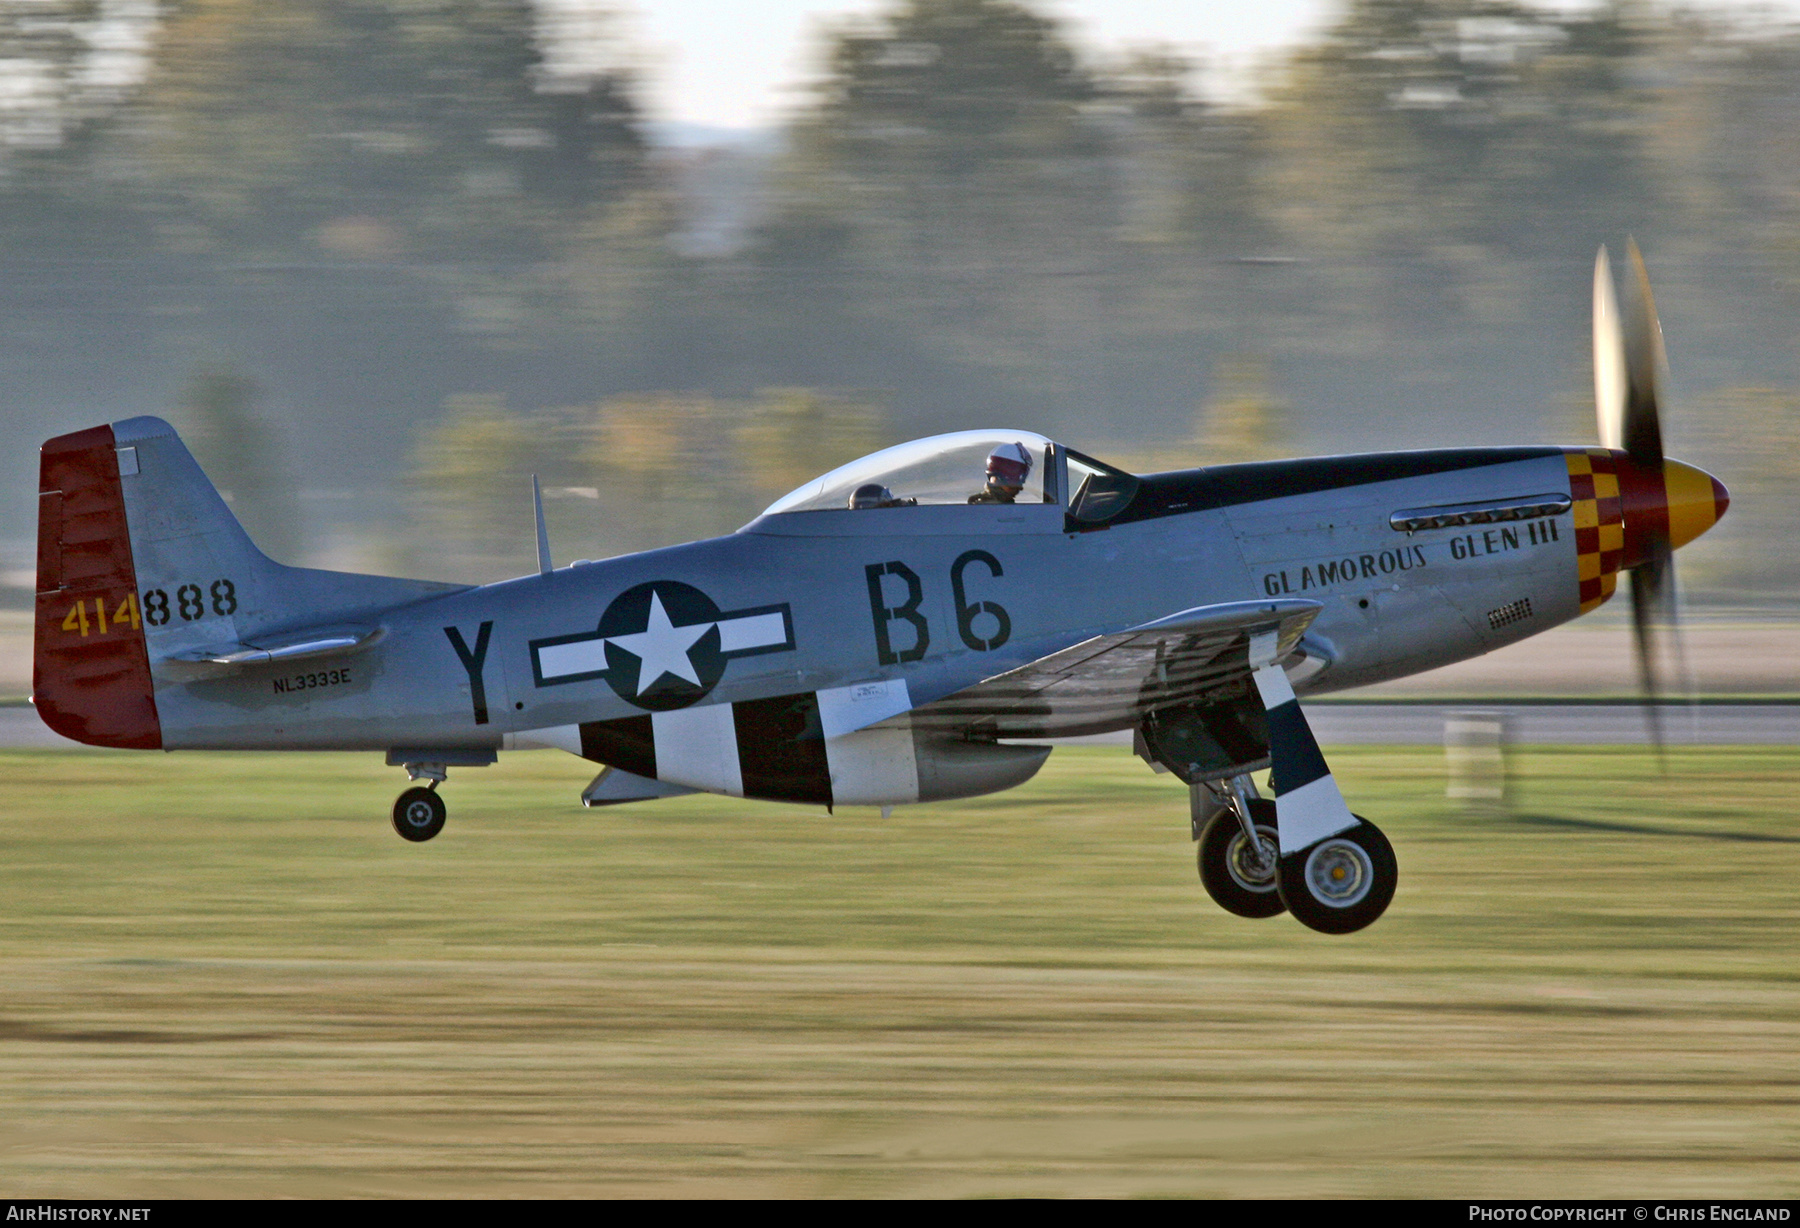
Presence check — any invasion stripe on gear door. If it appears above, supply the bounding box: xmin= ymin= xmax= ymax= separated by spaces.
xmin=1248 ymin=630 xmax=1357 ymax=855
xmin=575 ymin=684 xmax=921 ymax=807
xmin=734 ymin=692 xmax=830 ymax=805
xmin=653 ymin=704 xmax=743 ymax=796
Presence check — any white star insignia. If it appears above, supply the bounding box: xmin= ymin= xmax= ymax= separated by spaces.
xmin=607 ymin=592 xmax=712 ymax=694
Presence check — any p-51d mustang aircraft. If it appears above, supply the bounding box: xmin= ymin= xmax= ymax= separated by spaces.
xmin=32 ymin=245 xmax=1727 ymax=934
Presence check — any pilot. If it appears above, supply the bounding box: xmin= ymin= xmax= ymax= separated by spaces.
xmin=848 ymin=482 xmax=914 ymax=510
xmin=969 ymin=442 xmax=1033 ymax=504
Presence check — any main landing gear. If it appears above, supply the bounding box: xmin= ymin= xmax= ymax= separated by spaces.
xmin=1274 ymin=817 xmax=1396 ymax=935
xmin=1195 ymin=784 xmax=1284 ymax=919
xmin=1193 ymin=775 xmax=1397 ymax=935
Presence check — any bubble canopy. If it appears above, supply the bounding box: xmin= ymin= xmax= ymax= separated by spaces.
xmin=762 ymin=430 xmax=1058 ymax=515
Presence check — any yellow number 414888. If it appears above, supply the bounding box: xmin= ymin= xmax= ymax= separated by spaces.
xmin=60 ymin=593 xmax=141 ymax=638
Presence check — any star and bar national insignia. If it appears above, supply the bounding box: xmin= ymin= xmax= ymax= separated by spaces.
xmin=528 ymin=580 xmax=794 ymax=711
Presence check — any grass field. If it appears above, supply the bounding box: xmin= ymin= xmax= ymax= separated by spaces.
xmin=0 ymin=743 xmax=1796 ymax=1198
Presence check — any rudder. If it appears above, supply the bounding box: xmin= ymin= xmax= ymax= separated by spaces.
xmin=34 ymin=423 xmax=161 ymax=748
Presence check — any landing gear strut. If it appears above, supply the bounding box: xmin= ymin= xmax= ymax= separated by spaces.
xmin=1194 ymin=779 xmax=1284 ymax=919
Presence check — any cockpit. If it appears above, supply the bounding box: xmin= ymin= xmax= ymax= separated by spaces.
xmin=759 ymin=429 xmax=1139 ymax=525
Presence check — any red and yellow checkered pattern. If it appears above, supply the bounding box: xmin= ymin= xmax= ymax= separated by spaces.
xmin=1565 ymin=449 xmax=1624 ymax=613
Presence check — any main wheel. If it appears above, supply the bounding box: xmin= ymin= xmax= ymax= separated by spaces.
xmin=392 ymin=786 xmax=447 ymax=843
xmin=1276 ymin=816 xmax=1396 ymax=935
xmin=1197 ymin=800 xmax=1286 ymax=918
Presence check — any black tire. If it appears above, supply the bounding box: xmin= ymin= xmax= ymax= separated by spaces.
xmin=1276 ymin=815 xmax=1397 ymax=935
xmin=1197 ymin=799 xmax=1286 ymax=919
xmin=392 ymin=786 xmax=446 ymax=843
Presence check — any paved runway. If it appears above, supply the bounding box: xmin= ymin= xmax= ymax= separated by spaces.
xmin=1308 ymin=702 xmax=1798 ymax=745
xmin=3 ymin=702 xmax=1795 ymax=749
xmin=1056 ymin=704 xmax=1798 ymax=746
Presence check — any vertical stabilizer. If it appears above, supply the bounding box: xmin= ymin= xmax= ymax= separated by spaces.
xmin=35 ymin=415 xmax=474 ymax=751
xmin=34 ymin=424 xmax=161 ymax=748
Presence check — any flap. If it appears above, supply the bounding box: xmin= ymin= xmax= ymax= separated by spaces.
xmin=908 ymin=598 xmax=1323 ymax=740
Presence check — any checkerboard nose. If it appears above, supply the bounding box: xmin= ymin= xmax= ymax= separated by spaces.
xmin=1563 ymin=449 xmax=1730 ymax=614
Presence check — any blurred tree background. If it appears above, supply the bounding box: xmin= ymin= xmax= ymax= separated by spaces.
xmin=174 ymin=360 xmax=301 ymax=563
xmin=0 ymin=0 xmax=1795 ymax=593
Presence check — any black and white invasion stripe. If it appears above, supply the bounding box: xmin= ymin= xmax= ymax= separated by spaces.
xmin=1248 ymin=630 xmax=1358 ymax=854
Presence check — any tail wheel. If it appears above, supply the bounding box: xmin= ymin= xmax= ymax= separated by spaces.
xmin=1197 ymin=800 xmax=1286 ymax=919
xmin=1276 ymin=816 xmax=1397 ymax=935
xmin=392 ymin=786 xmax=447 ymax=843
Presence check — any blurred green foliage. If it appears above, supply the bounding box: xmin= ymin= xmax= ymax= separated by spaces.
xmin=175 ymin=361 xmax=301 ymax=564
xmin=409 ymin=386 xmax=889 ymax=574
xmin=132 ymin=0 xmax=643 ymax=260
xmin=1 ymin=0 xmax=1798 ymax=593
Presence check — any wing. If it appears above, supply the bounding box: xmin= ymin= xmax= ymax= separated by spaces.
xmin=907 ymin=598 xmax=1323 ymax=739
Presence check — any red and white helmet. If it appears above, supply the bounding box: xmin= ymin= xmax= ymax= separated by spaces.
xmin=986 ymin=441 xmax=1033 ymax=487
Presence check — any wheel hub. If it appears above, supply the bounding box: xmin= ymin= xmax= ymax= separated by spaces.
xmin=1303 ymin=838 xmax=1373 ymax=908
xmin=1226 ymin=829 xmax=1278 ymax=891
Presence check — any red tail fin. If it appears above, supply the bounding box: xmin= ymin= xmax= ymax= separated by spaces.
xmin=33 ymin=425 xmax=161 ymax=748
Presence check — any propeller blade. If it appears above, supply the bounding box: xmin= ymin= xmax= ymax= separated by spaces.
xmin=1629 ymin=549 xmax=1670 ymax=763
xmin=1612 ymin=239 xmax=1677 ymax=761
xmin=1621 ymin=238 xmax=1666 ymax=468
xmin=1593 ymin=246 xmax=1626 ymax=450
xmin=1665 ymin=553 xmax=1700 ymax=743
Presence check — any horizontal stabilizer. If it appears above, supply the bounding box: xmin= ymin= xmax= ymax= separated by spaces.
xmin=166 ymin=624 xmax=384 ymax=671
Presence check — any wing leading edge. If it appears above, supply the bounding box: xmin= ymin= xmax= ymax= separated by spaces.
xmin=906 ymin=598 xmax=1324 ymax=740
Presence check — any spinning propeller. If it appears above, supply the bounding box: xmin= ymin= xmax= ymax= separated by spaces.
xmin=1591 ymin=241 xmax=1726 ymax=753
